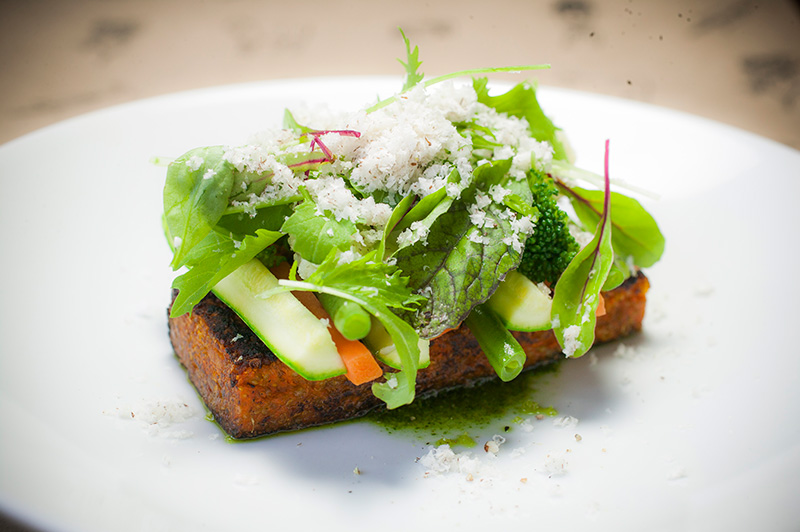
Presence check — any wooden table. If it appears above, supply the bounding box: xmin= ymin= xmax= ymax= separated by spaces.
xmin=2 ymin=0 xmax=799 ymax=149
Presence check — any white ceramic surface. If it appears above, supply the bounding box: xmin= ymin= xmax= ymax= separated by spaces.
xmin=1 ymin=78 xmax=798 ymax=532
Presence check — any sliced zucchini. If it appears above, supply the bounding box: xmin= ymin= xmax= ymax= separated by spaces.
xmin=212 ymin=259 xmax=346 ymax=380
xmin=363 ymin=316 xmax=430 ymax=370
xmin=486 ymin=270 xmax=552 ymax=332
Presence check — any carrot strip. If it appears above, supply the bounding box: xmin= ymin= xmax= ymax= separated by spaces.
xmin=596 ymin=294 xmax=607 ymax=317
xmin=270 ymin=263 xmax=383 ymax=385
xmin=328 ymin=327 xmax=384 ymax=385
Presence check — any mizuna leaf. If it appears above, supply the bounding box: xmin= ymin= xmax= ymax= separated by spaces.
xmin=170 ymin=228 xmax=284 ymax=317
xmin=398 ymin=28 xmax=424 ymax=92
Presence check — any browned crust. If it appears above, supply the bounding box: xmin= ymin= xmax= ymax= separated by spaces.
xmin=168 ymin=272 xmax=650 ymax=439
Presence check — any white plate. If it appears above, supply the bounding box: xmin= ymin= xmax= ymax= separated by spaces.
xmin=1 ymin=78 xmax=799 ymax=532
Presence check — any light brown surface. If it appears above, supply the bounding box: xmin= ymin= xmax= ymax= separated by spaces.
xmin=1 ymin=0 xmax=799 ymax=149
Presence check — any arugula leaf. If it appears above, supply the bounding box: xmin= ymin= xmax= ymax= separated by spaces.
xmin=398 ymin=28 xmax=424 ymax=92
xmin=473 ymin=79 xmax=568 ymax=161
xmin=394 ymin=161 xmax=524 ymax=338
xmin=164 ymin=146 xmax=235 ymax=269
xmin=558 ymin=182 xmax=665 ymax=268
xmin=170 ymin=228 xmax=283 ymax=317
xmin=272 ymin=252 xmax=426 ymax=408
xmin=551 ymin=141 xmax=615 ymax=358
xmin=280 ymin=194 xmax=356 ymax=263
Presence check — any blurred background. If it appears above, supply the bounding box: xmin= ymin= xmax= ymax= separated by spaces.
xmin=0 ymin=0 xmax=798 ymax=530
xmin=1 ymin=0 xmax=799 ymax=150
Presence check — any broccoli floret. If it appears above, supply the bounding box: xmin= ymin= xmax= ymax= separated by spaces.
xmin=517 ymin=172 xmax=579 ymax=285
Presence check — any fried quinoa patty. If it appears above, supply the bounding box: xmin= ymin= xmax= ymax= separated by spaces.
xmin=168 ymin=272 xmax=650 ymax=439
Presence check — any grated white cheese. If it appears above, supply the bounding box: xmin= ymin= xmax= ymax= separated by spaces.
xmin=185 ymin=155 xmax=204 ymax=171
xmin=542 ymin=451 xmax=569 ymax=475
xmin=612 ymin=342 xmax=640 ymax=361
xmin=214 ymin=81 xmax=565 ymax=276
xmin=304 ymin=176 xmax=392 ymax=226
xmin=483 ymin=434 xmax=507 ymax=455
xmin=467 ymin=203 xmax=488 ymax=228
xmin=581 ymin=295 xmax=596 ymax=324
xmin=112 ymin=398 xmax=197 ymax=439
xmin=419 ymin=444 xmax=483 ymax=476
xmin=561 ymin=325 xmax=584 ymax=357
xmin=535 ymin=281 xmax=552 ymax=297
xmin=569 ymin=223 xmax=595 ymax=249
xmin=396 ymin=221 xmax=431 ymax=248
xmin=296 ymin=256 xmax=318 ymax=280
xmin=488 ymin=184 xmax=511 ymax=203
xmin=553 ymin=415 xmax=580 ymax=429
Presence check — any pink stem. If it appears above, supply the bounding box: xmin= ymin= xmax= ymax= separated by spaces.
xmin=296 ymin=129 xmax=362 ymax=169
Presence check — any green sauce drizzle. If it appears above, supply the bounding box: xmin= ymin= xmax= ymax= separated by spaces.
xmin=369 ymin=362 xmax=561 ymax=445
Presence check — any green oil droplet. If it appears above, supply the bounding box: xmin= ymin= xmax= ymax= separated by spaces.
xmin=518 ymin=400 xmax=559 ymax=417
xmin=435 ymin=433 xmax=477 ymax=448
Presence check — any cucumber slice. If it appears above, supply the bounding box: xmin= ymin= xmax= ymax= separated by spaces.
xmin=212 ymin=259 xmax=345 ymax=380
xmin=363 ymin=317 xmax=430 ymax=370
xmin=486 ymin=271 xmax=553 ymax=332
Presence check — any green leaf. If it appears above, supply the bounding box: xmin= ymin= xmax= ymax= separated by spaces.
xmin=378 ymin=193 xmax=416 ymax=260
xmin=280 ymin=195 xmax=356 ymax=264
xmin=465 ymin=304 xmax=526 ymax=382
xmin=398 ymin=28 xmax=424 ymax=92
xmin=603 ymin=260 xmax=627 ymax=291
xmin=559 ymin=183 xmax=665 ymax=268
xmin=393 ymin=161 xmax=524 ymax=338
xmin=551 ymin=146 xmax=615 ymax=358
xmin=283 ymin=109 xmax=313 ymax=134
xmin=170 ymin=228 xmax=284 ymax=317
xmin=369 ymin=314 xmax=420 ymax=409
xmin=400 ymin=193 xmax=454 ymax=241
xmin=163 ymin=146 xmax=235 ymax=269
xmin=473 ymin=79 xmax=568 ymax=161
xmin=216 ymin=204 xmax=293 ymax=238
xmin=389 ymin=185 xmax=458 ymax=255
xmin=455 ymin=121 xmax=503 ymax=150
xmin=389 ymin=169 xmax=461 ymax=245
xmin=503 ymin=192 xmax=538 ymax=218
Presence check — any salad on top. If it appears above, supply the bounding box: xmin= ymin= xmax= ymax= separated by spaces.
xmin=163 ymin=31 xmax=664 ymax=410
